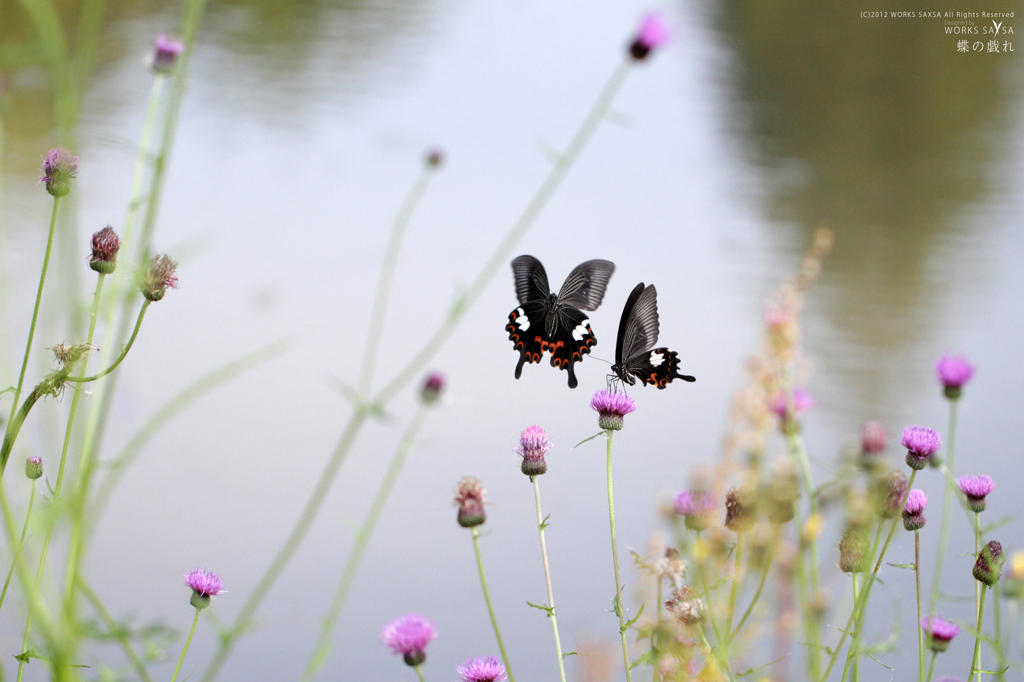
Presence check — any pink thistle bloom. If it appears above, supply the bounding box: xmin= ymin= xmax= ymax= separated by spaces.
xmin=140 ymin=254 xmax=179 ymax=301
xmin=184 ymin=568 xmax=223 ymax=609
xmin=517 ymin=425 xmax=551 ymax=476
xmin=902 ymin=489 xmax=928 ymax=531
xmin=454 ymin=476 xmax=487 ymax=528
xmin=421 ymin=372 xmax=444 ymax=404
xmin=39 ymin=147 xmax=78 ymax=197
xmin=900 ymin=425 xmax=941 ymax=470
xmin=591 ymin=390 xmax=635 ymax=431
xmin=153 ymin=33 xmax=184 ymax=73
xmin=958 ymin=474 xmax=995 ymax=513
xmin=629 ymin=13 xmax=671 ymax=61
xmin=382 ymin=614 xmax=437 ymax=668
xmin=456 ymin=656 xmax=507 ymax=682
xmin=859 ymin=420 xmax=888 ymax=456
xmin=936 ymin=355 xmax=974 ymax=398
xmin=673 ymin=490 xmax=715 ymax=531
xmin=771 ymin=389 xmax=813 ymax=432
xmin=921 ymin=615 xmax=959 ymax=652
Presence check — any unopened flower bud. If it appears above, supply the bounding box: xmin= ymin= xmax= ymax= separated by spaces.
xmin=425 ymin=148 xmax=444 ymax=168
xmin=139 ymin=254 xmax=178 ymax=301
xmin=517 ymin=425 xmax=550 ymax=476
xmin=902 ymin=489 xmax=927 ymax=531
xmin=25 ymin=457 xmax=43 ymax=480
xmin=89 ymin=226 xmax=121 ymax=274
xmin=974 ymin=540 xmax=1004 ymax=586
xmin=420 ymin=372 xmax=444 ymax=404
xmin=764 ymin=468 xmax=799 ymax=524
xmin=628 ymin=13 xmax=671 ymax=61
xmin=839 ymin=527 xmax=869 ymax=573
xmin=40 ymin=147 xmax=77 ymax=197
xmin=454 ymin=476 xmax=487 ymax=528
xmin=153 ymin=33 xmax=184 ymax=73
xmin=859 ymin=420 xmax=888 ymax=466
xmin=724 ymin=487 xmax=756 ymax=533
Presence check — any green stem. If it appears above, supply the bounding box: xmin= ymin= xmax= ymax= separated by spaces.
xmin=531 ymin=475 xmax=567 ymax=682
xmin=472 ymin=526 xmax=515 ymax=682
xmin=0 ymin=481 xmax=36 ymax=614
xmin=916 ymin=531 xmax=923 ymax=682
xmin=727 ymin=532 xmax=743 ymax=644
xmin=123 ymin=75 xmax=166 ymax=252
xmin=825 ymin=470 xmax=918 ymax=682
xmin=0 ymin=385 xmax=47 ymax=474
xmin=974 ymin=512 xmax=982 ymax=622
xmin=969 ymin=584 xmax=988 ymax=682
xmin=358 ymin=166 xmax=435 ymax=396
xmin=414 ymin=665 xmax=425 ymax=682
xmin=5 ymin=196 xmax=60 ymax=451
xmin=65 ymin=299 xmax=150 ymax=383
xmin=731 ymin=541 xmax=774 ymax=640
xmin=77 ymin=577 xmax=154 ymax=682
xmin=695 ymin=530 xmax=734 ymax=681
xmin=787 ymin=426 xmax=821 ymax=677
xmin=170 ymin=608 xmax=203 ymax=682
xmin=300 ymin=407 xmax=428 ymax=681
xmin=993 ymin=584 xmax=1005 ymax=682
xmin=926 ymin=650 xmax=936 ymax=682
xmin=929 ymin=398 xmax=959 ymax=612
xmin=851 ymin=573 xmax=860 ymax=682
xmin=605 ymin=430 xmax=632 ymax=682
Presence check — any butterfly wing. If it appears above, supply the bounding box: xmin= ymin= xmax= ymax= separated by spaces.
xmin=621 ymin=347 xmax=697 ymax=389
xmin=614 ymin=283 xmax=696 ymax=388
xmin=556 ymin=259 xmax=615 ymax=311
xmin=546 ymin=307 xmax=597 ymax=389
xmin=511 ymin=255 xmax=551 ymax=306
xmin=506 ymin=301 xmax=550 ymax=379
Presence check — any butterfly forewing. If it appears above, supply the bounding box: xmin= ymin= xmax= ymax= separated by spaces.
xmin=613 ymin=282 xmax=695 ymax=389
xmin=557 ymin=259 xmax=615 ymax=311
xmin=511 ymin=255 xmax=551 ymax=305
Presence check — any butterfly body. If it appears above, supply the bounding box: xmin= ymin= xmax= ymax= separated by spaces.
xmin=611 ymin=282 xmax=696 ymax=389
xmin=506 ymin=255 xmax=614 ymax=389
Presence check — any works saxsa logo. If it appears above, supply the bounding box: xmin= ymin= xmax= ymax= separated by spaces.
xmin=945 ymin=18 xmax=1014 ymax=35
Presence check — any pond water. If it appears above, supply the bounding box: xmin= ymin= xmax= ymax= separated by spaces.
xmin=1 ymin=0 xmax=1022 ymax=680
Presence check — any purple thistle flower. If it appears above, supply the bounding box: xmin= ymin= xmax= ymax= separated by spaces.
xmin=921 ymin=615 xmax=960 ymax=652
xmin=957 ymin=474 xmax=995 ymax=513
xmin=456 ymin=656 xmax=507 ymax=682
xmin=936 ymin=355 xmax=974 ymax=399
xmin=381 ymin=614 xmax=437 ymax=668
xmin=39 ymin=147 xmax=77 ymax=197
xmin=859 ymin=420 xmax=888 ymax=457
xmin=139 ymin=254 xmax=179 ymax=301
xmin=184 ymin=569 xmax=223 ymax=609
xmin=590 ymin=390 xmax=635 ymax=431
xmin=517 ymin=425 xmax=551 ymax=476
xmin=89 ymin=226 xmax=121 ymax=274
xmin=420 ymin=372 xmax=444 ymax=404
xmin=902 ymin=489 xmax=927 ymax=531
xmin=454 ymin=476 xmax=487 ymax=528
xmin=628 ymin=12 xmax=671 ymax=61
xmin=900 ymin=425 xmax=941 ymax=470
xmin=673 ymin=490 xmax=715 ymax=531
xmin=153 ymin=33 xmax=184 ymax=73
xmin=771 ymin=388 xmax=813 ymax=433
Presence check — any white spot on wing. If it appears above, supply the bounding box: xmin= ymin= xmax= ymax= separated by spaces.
xmin=516 ymin=313 xmax=530 ymax=331
xmin=572 ymin=321 xmax=589 ymax=342
xmin=649 ymin=351 xmax=664 ymax=367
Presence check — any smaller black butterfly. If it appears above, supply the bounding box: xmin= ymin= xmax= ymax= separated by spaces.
xmin=610 ymin=282 xmax=696 ymax=389
xmin=506 ymin=255 xmax=615 ymax=388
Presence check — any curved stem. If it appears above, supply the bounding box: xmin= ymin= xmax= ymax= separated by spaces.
xmin=77 ymin=577 xmax=155 ymax=682
xmin=929 ymin=399 xmax=959 ymax=612
xmin=170 ymin=608 xmax=202 ymax=682
xmin=300 ymin=407 xmax=428 ymax=681
xmin=605 ymin=431 xmax=632 ymax=682
xmin=731 ymin=541 xmax=774 ymax=640
xmin=65 ymin=299 xmax=150 ymax=383
xmin=0 ymin=384 xmax=46 ymax=473
xmin=916 ymin=531 xmax=924 ymax=682
xmin=414 ymin=665 xmax=425 ymax=682
xmin=531 ymin=476 xmax=567 ymax=682
xmin=472 ymin=526 xmax=515 ymax=682
xmin=969 ymin=584 xmax=988 ymax=682
xmin=0 ymin=481 xmax=37 ymax=614
xmin=926 ymin=650 xmax=937 ymax=682
xmin=7 ymin=196 xmax=60 ymax=435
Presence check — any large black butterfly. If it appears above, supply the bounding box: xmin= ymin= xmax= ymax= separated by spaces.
xmin=610 ymin=282 xmax=696 ymax=389
xmin=506 ymin=255 xmax=615 ymax=388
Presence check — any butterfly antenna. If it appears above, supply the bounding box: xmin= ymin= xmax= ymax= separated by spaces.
xmin=590 ymin=355 xmax=612 ymax=365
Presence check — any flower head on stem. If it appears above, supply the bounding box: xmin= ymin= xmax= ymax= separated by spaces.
xmin=517 ymin=425 xmax=551 ymax=476
xmin=902 ymin=489 xmax=928 ymax=531
xmin=839 ymin=527 xmax=870 ymax=573
xmin=973 ymin=540 xmax=1004 ymax=586
xmin=139 ymin=254 xmax=179 ymax=301
xmin=420 ymin=372 xmax=444 ymax=405
xmin=454 ymin=476 xmax=487 ymax=528
xmin=724 ymin=486 xmax=756 ymax=533
xmin=590 ymin=390 xmax=635 ymax=431
xmin=771 ymin=388 xmax=813 ymax=433
xmin=936 ymin=355 xmax=974 ymax=400
xmin=665 ymin=586 xmax=705 ymax=625
xmin=25 ymin=457 xmax=43 ymax=480
xmin=153 ymin=33 xmax=184 ymax=73
xmin=859 ymin=420 xmax=888 ymax=461
xmin=921 ymin=615 xmax=959 ymax=653
xmin=900 ymin=425 xmax=941 ymax=470
xmin=184 ymin=569 xmax=224 ymax=609
xmin=628 ymin=12 xmax=671 ymax=61
xmin=382 ymin=614 xmax=437 ymax=667
xmin=89 ymin=226 xmax=121 ymax=274
xmin=957 ymin=474 xmax=995 ymax=513
xmin=673 ymin=489 xmax=714 ymax=532
xmin=39 ymin=147 xmax=77 ymax=197
xmin=456 ymin=656 xmax=507 ymax=682
xmin=877 ymin=470 xmax=909 ymax=519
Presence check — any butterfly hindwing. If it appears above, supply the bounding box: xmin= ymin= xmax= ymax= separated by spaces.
xmin=621 ymin=347 xmax=696 ymax=389
xmin=612 ymin=282 xmax=695 ymax=388
xmin=506 ymin=301 xmax=549 ymax=379
xmin=546 ymin=307 xmax=596 ymax=389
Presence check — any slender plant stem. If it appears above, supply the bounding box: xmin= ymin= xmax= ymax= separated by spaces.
xmin=4 ymin=197 xmax=60 ymax=458
xmin=727 ymin=532 xmax=743 ymax=642
xmin=787 ymin=426 xmax=821 ymax=678
xmin=974 ymin=512 xmax=981 ymax=622
xmin=993 ymin=584 xmax=1006 ymax=682
xmin=916 ymin=531 xmax=923 ymax=682
xmin=926 ymin=650 xmax=937 ymax=682
xmin=824 ymin=470 xmax=918 ymax=682
xmin=300 ymin=407 xmax=428 ymax=681
xmin=77 ymin=577 xmax=154 ymax=682
xmin=170 ymin=608 xmax=203 ymax=682
xmin=605 ymin=430 xmax=632 ymax=682
xmin=851 ymin=573 xmax=860 ymax=682
xmin=358 ymin=166 xmax=436 ymax=396
xmin=414 ymin=665 xmax=425 ymax=682
xmin=695 ymin=530 xmax=734 ymax=681
xmin=65 ymin=300 xmax=150 ymax=384
xmin=531 ymin=475 xmax=567 ymax=682
xmin=124 ymin=75 xmax=166 ymax=251
xmin=969 ymin=584 xmax=988 ymax=682
xmin=929 ymin=398 xmax=959 ymax=613
xmin=731 ymin=542 xmax=774 ymax=640
xmin=0 ymin=481 xmax=37 ymax=613
xmin=654 ymin=578 xmax=663 ymax=682
xmin=472 ymin=526 xmax=515 ymax=682
xmin=0 ymin=385 xmax=46 ymax=472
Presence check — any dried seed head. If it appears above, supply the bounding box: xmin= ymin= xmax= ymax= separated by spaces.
xmin=724 ymin=487 xmax=756 ymax=533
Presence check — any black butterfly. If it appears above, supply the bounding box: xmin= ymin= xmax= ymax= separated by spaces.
xmin=610 ymin=282 xmax=696 ymax=389
xmin=506 ymin=255 xmax=615 ymax=388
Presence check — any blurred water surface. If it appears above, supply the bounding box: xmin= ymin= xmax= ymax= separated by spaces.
xmin=1 ymin=0 xmax=1022 ymax=679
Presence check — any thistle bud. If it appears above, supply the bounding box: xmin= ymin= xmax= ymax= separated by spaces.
xmin=839 ymin=527 xmax=869 ymax=573
xmin=139 ymin=254 xmax=178 ymax=301
xmin=628 ymin=13 xmax=671 ymax=61
xmin=921 ymin=615 xmax=959 ymax=653
xmin=454 ymin=476 xmax=487 ymax=528
xmin=425 ymin=148 xmax=444 ymax=169
xmin=973 ymin=540 xmax=1004 ymax=586
xmin=420 ymin=372 xmax=444 ymax=405
xmin=936 ymin=355 xmax=974 ymax=400
xmin=673 ymin=490 xmax=714 ymax=532
xmin=877 ymin=470 xmax=908 ymax=519
xmin=89 ymin=226 xmax=121 ymax=274
xmin=25 ymin=457 xmax=43 ymax=480
xmin=764 ymin=467 xmax=799 ymax=524
xmin=902 ymin=489 xmax=927 ymax=531
xmin=40 ymin=147 xmax=77 ymax=197
xmin=153 ymin=33 xmax=184 ymax=73
xmin=724 ymin=487 xmax=756 ymax=533
xmin=665 ymin=586 xmax=704 ymax=625
xmin=517 ymin=425 xmax=550 ymax=476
